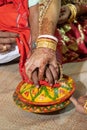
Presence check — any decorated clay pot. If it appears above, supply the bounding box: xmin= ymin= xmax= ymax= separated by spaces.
xmin=13 ymin=75 xmax=75 ymax=113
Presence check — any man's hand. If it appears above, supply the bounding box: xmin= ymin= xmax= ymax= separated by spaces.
xmin=25 ymin=48 xmax=59 ymax=85
xmin=0 ymin=31 xmax=18 ymax=52
xmin=58 ymin=5 xmax=71 ymax=24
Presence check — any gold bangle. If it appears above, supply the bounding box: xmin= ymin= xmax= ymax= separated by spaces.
xmin=36 ymin=38 xmax=57 ymax=46
xmin=84 ymin=100 xmax=87 ymax=114
xmin=67 ymin=4 xmax=77 ymax=22
xmin=36 ymin=41 xmax=57 ymax=51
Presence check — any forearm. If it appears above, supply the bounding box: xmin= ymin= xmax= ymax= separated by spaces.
xmin=29 ymin=4 xmax=39 ymax=43
xmin=39 ymin=0 xmax=61 ymax=35
xmin=75 ymin=4 xmax=87 ymax=16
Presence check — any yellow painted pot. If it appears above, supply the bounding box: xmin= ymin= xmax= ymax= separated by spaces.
xmin=13 ymin=75 xmax=75 ymax=113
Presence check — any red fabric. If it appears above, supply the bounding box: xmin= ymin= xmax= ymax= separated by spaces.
xmin=0 ymin=0 xmax=53 ymax=86
xmin=0 ymin=0 xmax=55 ymax=86
xmin=0 ymin=0 xmax=31 ymax=82
xmin=56 ymin=17 xmax=87 ymax=63
xmin=0 ymin=0 xmax=7 ymax=5
xmin=0 ymin=0 xmax=87 ymax=85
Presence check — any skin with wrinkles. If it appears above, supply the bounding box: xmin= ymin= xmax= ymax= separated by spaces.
xmin=25 ymin=47 xmax=58 ymax=81
xmin=58 ymin=2 xmax=87 ymax=115
xmin=58 ymin=5 xmax=71 ymax=24
xmin=1 ymin=0 xmax=87 ymax=115
xmin=70 ymin=95 xmax=87 ymax=114
xmin=25 ymin=0 xmax=61 ymax=86
xmin=0 ymin=4 xmax=39 ymax=53
xmin=0 ymin=32 xmax=18 ymax=52
xmin=58 ymin=3 xmax=87 ymax=25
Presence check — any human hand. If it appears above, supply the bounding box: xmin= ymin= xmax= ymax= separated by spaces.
xmin=25 ymin=47 xmax=59 ymax=84
xmin=0 ymin=31 xmax=18 ymax=52
xmin=70 ymin=95 xmax=87 ymax=115
xmin=0 ymin=43 xmax=13 ymax=53
xmin=58 ymin=5 xmax=71 ymax=24
xmin=31 ymin=63 xmax=61 ymax=87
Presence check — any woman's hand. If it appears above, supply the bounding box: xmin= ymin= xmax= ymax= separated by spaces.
xmin=25 ymin=47 xmax=59 ymax=85
xmin=31 ymin=64 xmax=60 ymax=87
xmin=0 ymin=31 xmax=18 ymax=52
xmin=58 ymin=5 xmax=71 ymax=24
xmin=70 ymin=95 xmax=87 ymax=115
xmin=26 ymin=0 xmax=61 ymax=86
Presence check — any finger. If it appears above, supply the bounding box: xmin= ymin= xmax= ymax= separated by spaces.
xmin=49 ymin=64 xmax=58 ymax=83
xmin=0 ymin=44 xmax=12 ymax=52
xmin=0 ymin=32 xmax=19 ymax=38
xmin=39 ymin=65 xmax=46 ymax=80
xmin=32 ymin=69 xmax=39 ymax=88
xmin=70 ymin=96 xmax=79 ymax=107
xmin=25 ymin=64 xmax=37 ymax=81
xmin=0 ymin=38 xmax=16 ymax=44
xmin=50 ymin=60 xmax=58 ymax=72
xmin=50 ymin=61 xmax=62 ymax=80
xmin=60 ymin=8 xmax=65 ymax=13
xmin=4 ymin=44 xmax=12 ymax=50
xmin=78 ymin=96 xmax=87 ymax=105
xmin=45 ymin=67 xmax=54 ymax=85
xmin=59 ymin=13 xmax=67 ymax=20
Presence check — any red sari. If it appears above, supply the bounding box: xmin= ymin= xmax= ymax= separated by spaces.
xmin=56 ymin=12 xmax=87 ymax=63
xmin=0 ymin=0 xmax=87 ymax=83
xmin=0 ymin=0 xmax=31 ymax=81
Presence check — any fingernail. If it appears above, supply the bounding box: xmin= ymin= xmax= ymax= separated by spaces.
xmin=50 ymin=84 xmax=53 ymax=87
xmin=36 ymin=85 xmax=39 ymax=88
xmin=45 ymin=78 xmax=48 ymax=82
xmin=55 ymin=80 xmax=58 ymax=84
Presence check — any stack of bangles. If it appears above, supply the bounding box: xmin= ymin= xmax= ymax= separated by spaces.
xmin=36 ymin=35 xmax=58 ymax=51
xmin=67 ymin=4 xmax=77 ymax=22
xmin=36 ymin=35 xmax=62 ymax=80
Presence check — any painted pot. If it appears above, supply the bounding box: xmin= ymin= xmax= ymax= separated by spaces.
xmin=13 ymin=75 xmax=75 ymax=113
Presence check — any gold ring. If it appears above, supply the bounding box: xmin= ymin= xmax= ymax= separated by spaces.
xmin=2 ymin=45 xmax=7 ymax=51
xmin=84 ymin=100 xmax=87 ymax=114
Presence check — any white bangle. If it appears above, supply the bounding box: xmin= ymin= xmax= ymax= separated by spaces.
xmin=38 ymin=35 xmax=58 ymax=43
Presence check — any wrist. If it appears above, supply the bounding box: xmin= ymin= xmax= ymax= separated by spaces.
xmin=75 ymin=4 xmax=80 ymax=16
xmin=31 ymin=42 xmax=36 ymax=50
xmin=76 ymin=4 xmax=87 ymax=16
xmin=36 ymin=35 xmax=58 ymax=51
